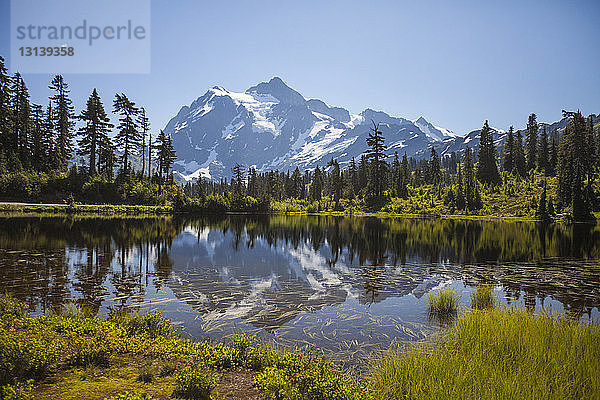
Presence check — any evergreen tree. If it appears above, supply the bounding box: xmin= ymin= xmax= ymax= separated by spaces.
xmin=11 ymin=73 xmax=31 ymax=161
xmin=247 ymin=167 xmax=258 ymax=198
xmin=428 ymin=147 xmax=441 ymax=184
xmin=391 ymin=152 xmax=401 ymax=195
xmin=549 ymin=134 xmax=558 ymax=176
xmin=587 ymin=116 xmax=598 ymax=174
xmin=77 ymin=89 xmax=113 ymax=175
xmin=29 ymin=104 xmax=45 ymax=171
xmin=49 ymin=75 xmax=75 ymax=170
xmin=349 ymin=157 xmax=359 ymax=197
xmin=311 ymin=166 xmax=324 ymax=200
xmin=476 ymin=120 xmax=501 ymax=185
xmin=290 ymin=167 xmax=303 ymax=199
xmin=113 ymin=93 xmax=140 ymax=173
xmin=514 ymin=131 xmax=527 ymax=177
xmin=327 ymin=158 xmax=342 ymax=203
xmin=357 ymin=155 xmax=368 ymax=193
xmin=365 ymin=121 xmax=387 ymax=198
xmin=232 ymin=163 xmax=246 ymax=197
xmin=535 ymin=182 xmax=551 ymax=222
xmin=526 ymin=113 xmax=538 ymax=171
xmin=154 ymin=130 xmax=176 ymax=182
xmin=463 ymin=147 xmax=481 ymax=210
xmin=503 ymin=126 xmax=515 ymax=173
xmin=537 ymin=127 xmax=549 ymax=175
xmin=0 ymin=56 xmax=11 ymax=153
xmin=98 ymin=138 xmax=116 ymax=178
xmin=558 ymin=111 xmax=594 ymax=221
xmin=138 ymin=107 xmax=150 ymax=176
xmin=398 ymin=152 xmax=409 ymax=198
xmin=455 ymin=164 xmax=466 ymax=210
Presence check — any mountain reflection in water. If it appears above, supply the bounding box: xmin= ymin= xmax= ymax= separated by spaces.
xmin=0 ymin=215 xmax=599 ymax=369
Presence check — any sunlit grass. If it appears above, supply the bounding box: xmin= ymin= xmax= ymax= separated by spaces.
xmin=470 ymin=284 xmax=495 ymax=310
xmin=427 ymin=288 xmax=459 ymax=315
xmin=369 ymin=307 xmax=600 ymax=399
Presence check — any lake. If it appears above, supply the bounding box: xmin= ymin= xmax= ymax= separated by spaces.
xmin=1 ymin=214 xmax=599 ymax=371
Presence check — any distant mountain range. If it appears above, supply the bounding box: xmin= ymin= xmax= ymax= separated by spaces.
xmin=163 ymin=77 xmax=591 ymax=181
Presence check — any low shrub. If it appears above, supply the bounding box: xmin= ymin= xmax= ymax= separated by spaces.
xmin=0 ymin=379 xmax=34 ymax=400
xmin=108 ymin=309 xmax=174 ymax=338
xmin=173 ymin=367 xmax=221 ymax=400
xmin=0 ymin=295 xmax=28 ymax=321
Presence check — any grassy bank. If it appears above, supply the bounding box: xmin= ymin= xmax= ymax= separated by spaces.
xmin=0 ymin=203 xmax=172 ymax=217
xmin=0 ymin=295 xmax=598 ymax=399
xmin=0 ymin=296 xmax=357 ymax=400
xmin=370 ymin=308 xmax=600 ymax=400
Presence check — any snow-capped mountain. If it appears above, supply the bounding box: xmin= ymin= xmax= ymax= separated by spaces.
xmin=164 ymin=77 xmax=457 ymax=181
xmin=164 ymin=77 xmax=596 ymax=181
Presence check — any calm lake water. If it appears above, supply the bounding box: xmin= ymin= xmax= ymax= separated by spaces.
xmin=1 ymin=215 xmax=599 ymax=370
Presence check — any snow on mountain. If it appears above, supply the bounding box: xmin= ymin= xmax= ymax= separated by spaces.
xmin=163 ymin=77 xmax=458 ymax=181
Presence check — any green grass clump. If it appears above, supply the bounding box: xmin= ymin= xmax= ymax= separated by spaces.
xmin=427 ymin=288 xmax=459 ymax=315
xmin=136 ymin=363 xmax=155 ymax=383
xmin=470 ymin=284 xmax=495 ymax=310
xmin=172 ymin=367 xmax=221 ymax=399
xmin=369 ymin=307 xmax=600 ymax=399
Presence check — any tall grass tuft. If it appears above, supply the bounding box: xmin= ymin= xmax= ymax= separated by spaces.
xmin=470 ymin=284 xmax=495 ymax=310
xmin=369 ymin=307 xmax=600 ymax=399
xmin=427 ymin=288 xmax=459 ymax=315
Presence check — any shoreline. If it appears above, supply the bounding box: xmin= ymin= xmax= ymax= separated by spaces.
xmin=2 ymin=201 xmax=598 ymax=225
xmin=1 ymin=294 xmax=597 ymax=399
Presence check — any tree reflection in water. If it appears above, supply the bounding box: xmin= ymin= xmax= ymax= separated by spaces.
xmin=0 ymin=214 xmax=598 ymax=367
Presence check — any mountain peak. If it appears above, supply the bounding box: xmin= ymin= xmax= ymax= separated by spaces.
xmin=246 ymin=77 xmax=305 ymax=105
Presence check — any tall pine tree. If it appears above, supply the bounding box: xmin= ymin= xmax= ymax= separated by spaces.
xmin=526 ymin=113 xmax=538 ymax=171
xmin=138 ymin=107 xmax=150 ymax=177
xmin=49 ymin=75 xmax=75 ymax=170
xmin=78 ymin=89 xmax=113 ymax=175
xmin=11 ymin=73 xmax=31 ymax=161
xmin=476 ymin=120 xmax=501 ymax=185
xmin=558 ymin=110 xmax=593 ymax=221
xmin=0 ymin=56 xmax=11 ymax=154
xmin=537 ymin=127 xmax=549 ymax=175
xmin=154 ymin=130 xmax=176 ymax=182
xmin=365 ymin=121 xmax=387 ymax=198
xmin=428 ymin=147 xmax=441 ymax=184
xmin=503 ymin=126 xmax=515 ymax=173
xmin=113 ymin=93 xmax=140 ymax=173
xmin=514 ymin=131 xmax=527 ymax=177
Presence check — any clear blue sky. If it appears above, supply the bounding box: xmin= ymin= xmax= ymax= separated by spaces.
xmin=1 ymin=0 xmax=599 ymax=134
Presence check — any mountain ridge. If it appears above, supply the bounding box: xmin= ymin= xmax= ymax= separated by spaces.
xmin=163 ymin=77 xmax=578 ymax=182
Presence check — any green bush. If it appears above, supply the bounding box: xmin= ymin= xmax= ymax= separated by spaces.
xmin=108 ymin=309 xmax=173 ymax=338
xmin=254 ymin=351 xmax=355 ymax=400
xmin=0 ymin=379 xmax=33 ymax=400
xmin=0 ymin=295 xmax=28 ymax=321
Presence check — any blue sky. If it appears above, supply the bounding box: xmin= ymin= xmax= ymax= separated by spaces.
xmin=1 ymin=0 xmax=599 ymax=135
